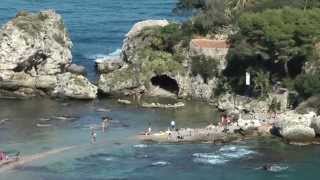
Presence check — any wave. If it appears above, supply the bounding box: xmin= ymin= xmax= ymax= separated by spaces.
xmin=94 ymin=48 xmax=122 ymax=63
xmin=193 ymin=145 xmax=255 ymax=165
xmin=219 ymin=145 xmax=255 ymax=159
xmin=268 ymin=165 xmax=288 ymax=172
xmin=133 ymin=144 xmax=148 ymax=148
xmin=151 ymin=161 xmax=170 ymax=166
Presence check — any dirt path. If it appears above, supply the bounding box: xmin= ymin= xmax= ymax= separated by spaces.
xmin=0 ymin=146 xmax=75 ymax=173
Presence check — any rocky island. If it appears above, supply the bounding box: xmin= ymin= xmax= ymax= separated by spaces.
xmin=0 ymin=10 xmax=97 ymax=99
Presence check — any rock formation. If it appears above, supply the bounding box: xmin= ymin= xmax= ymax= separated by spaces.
xmin=98 ymin=20 xmax=228 ymax=100
xmin=0 ymin=10 xmax=97 ymax=99
xmin=274 ymin=111 xmax=317 ymax=144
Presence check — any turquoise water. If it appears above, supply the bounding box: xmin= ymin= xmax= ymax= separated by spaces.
xmin=1 ymin=0 xmax=320 ymax=179
xmin=1 ymin=99 xmax=320 ymax=179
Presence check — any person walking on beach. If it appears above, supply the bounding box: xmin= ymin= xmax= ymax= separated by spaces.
xmin=91 ymin=128 xmax=97 ymax=144
xmin=170 ymin=120 xmax=176 ymax=130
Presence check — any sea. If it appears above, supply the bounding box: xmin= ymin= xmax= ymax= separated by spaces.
xmin=1 ymin=0 xmax=320 ymax=180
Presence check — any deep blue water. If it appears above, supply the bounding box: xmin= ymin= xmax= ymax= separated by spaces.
xmin=0 ymin=0 xmax=179 ymax=79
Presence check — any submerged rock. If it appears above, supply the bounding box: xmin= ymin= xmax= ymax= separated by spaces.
xmin=0 ymin=10 xmax=97 ymax=99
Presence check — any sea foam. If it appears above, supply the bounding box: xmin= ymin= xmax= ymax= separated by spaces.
xmin=151 ymin=161 xmax=170 ymax=166
xmin=94 ymin=48 xmax=122 ymax=63
xmin=133 ymin=144 xmax=148 ymax=148
xmin=193 ymin=145 xmax=255 ymax=165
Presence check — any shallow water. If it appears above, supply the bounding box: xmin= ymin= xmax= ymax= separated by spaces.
xmin=1 ymin=98 xmax=320 ymax=179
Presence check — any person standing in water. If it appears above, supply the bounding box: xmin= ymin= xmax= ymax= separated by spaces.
xmin=101 ymin=120 xmax=106 ymax=133
xmin=170 ymin=120 xmax=176 ymax=130
xmin=146 ymin=121 xmax=152 ymax=135
xmin=91 ymin=128 xmax=97 ymax=144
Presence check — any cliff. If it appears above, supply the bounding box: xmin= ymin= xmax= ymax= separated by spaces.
xmin=0 ymin=10 xmax=97 ymax=99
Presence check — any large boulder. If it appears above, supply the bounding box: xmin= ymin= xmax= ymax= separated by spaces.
xmin=0 ymin=10 xmax=97 ymax=99
xmin=53 ymin=72 xmax=97 ymax=99
xmin=281 ymin=125 xmax=315 ymax=143
xmin=276 ymin=111 xmax=314 ymax=129
xmin=274 ymin=111 xmax=317 ymax=144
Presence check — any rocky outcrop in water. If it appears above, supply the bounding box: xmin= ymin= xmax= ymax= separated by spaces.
xmin=98 ymin=20 xmax=227 ymax=100
xmin=274 ymin=111 xmax=317 ymax=144
xmin=0 ymin=10 xmax=97 ymax=99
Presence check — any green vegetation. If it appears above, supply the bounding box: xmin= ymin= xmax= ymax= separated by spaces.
xmin=138 ymin=48 xmax=184 ymax=76
xmin=139 ymin=23 xmax=192 ymax=51
xmin=172 ymin=0 xmax=320 ymax=101
xmin=12 ymin=11 xmax=50 ymax=37
xmin=226 ymin=7 xmax=320 ymax=97
xmin=191 ymin=55 xmax=218 ymax=83
xmin=295 ymin=73 xmax=320 ymax=98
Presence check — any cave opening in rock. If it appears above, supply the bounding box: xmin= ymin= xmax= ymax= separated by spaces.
xmin=151 ymin=75 xmax=179 ymax=95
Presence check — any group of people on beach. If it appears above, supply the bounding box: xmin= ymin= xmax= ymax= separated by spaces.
xmin=144 ymin=120 xmax=176 ymax=136
xmin=0 ymin=151 xmax=20 ymax=163
xmin=90 ymin=116 xmax=111 ymax=144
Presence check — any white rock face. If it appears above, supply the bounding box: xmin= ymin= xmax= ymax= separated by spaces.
xmin=122 ymin=20 xmax=169 ymax=63
xmin=0 ymin=10 xmax=97 ymax=99
xmin=125 ymin=20 xmax=169 ymax=38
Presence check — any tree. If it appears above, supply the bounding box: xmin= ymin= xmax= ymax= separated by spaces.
xmin=231 ymin=8 xmax=320 ymax=77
